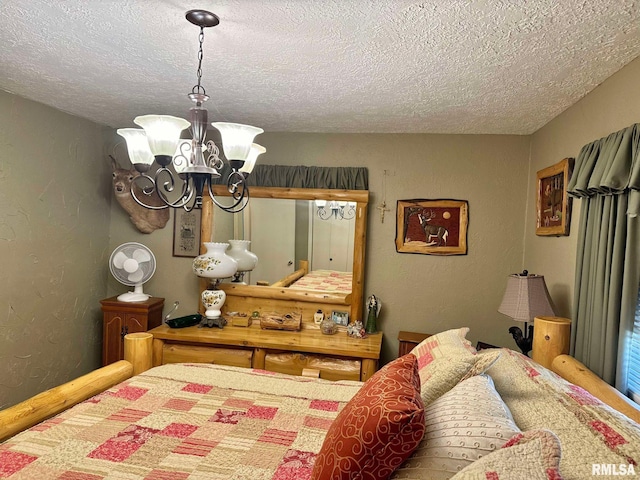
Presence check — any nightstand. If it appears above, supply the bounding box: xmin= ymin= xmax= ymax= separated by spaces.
xmin=100 ymin=296 xmax=164 ymax=365
xmin=398 ymin=331 xmax=431 ymax=357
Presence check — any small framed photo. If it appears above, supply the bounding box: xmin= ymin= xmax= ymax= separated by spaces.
xmin=536 ymin=158 xmax=574 ymax=236
xmin=173 ymin=208 xmax=202 ymax=257
xmin=331 ymin=310 xmax=349 ymax=326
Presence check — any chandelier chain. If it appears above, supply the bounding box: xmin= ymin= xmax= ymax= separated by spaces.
xmin=193 ymin=26 xmax=206 ymax=95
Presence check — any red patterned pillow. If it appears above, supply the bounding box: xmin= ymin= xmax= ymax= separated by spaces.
xmin=311 ymin=354 xmax=425 ymax=480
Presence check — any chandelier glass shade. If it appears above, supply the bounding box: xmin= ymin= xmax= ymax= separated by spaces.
xmin=117 ymin=9 xmax=265 ymax=213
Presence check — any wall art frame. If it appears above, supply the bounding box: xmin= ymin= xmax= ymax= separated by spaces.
xmin=396 ymin=199 xmax=469 ymax=255
xmin=173 ymin=208 xmax=202 ymax=257
xmin=536 ymin=157 xmax=574 ymax=236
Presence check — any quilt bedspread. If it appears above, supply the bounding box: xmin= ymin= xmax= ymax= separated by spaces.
xmin=288 ymin=270 xmax=352 ymax=293
xmin=0 ymin=363 xmax=362 ymax=480
xmin=487 ymin=349 xmax=640 ymax=480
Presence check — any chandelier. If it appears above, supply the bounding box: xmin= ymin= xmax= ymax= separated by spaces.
xmin=315 ymin=200 xmax=356 ymax=220
xmin=117 ymin=10 xmax=265 ymax=213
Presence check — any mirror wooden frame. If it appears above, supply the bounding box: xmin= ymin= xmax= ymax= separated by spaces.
xmin=200 ymin=185 xmax=369 ymax=322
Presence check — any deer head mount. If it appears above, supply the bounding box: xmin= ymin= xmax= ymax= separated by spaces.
xmin=110 ymin=156 xmax=170 ymax=234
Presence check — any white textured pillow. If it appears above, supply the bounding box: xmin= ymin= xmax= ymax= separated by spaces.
xmin=450 ymin=430 xmax=563 ymax=480
xmin=392 ymin=374 xmax=520 ymax=480
xmin=410 ymin=328 xmax=501 ymax=406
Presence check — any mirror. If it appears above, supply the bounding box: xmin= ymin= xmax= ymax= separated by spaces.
xmin=201 ymin=186 xmax=369 ymax=322
xmin=210 ymin=198 xmax=356 ymax=285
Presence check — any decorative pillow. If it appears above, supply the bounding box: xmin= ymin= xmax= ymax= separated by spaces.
xmin=450 ymin=430 xmax=564 ymax=480
xmin=311 ymin=354 xmax=425 ymax=480
xmin=410 ymin=328 xmax=501 ymax=406
xmin=392 ymin=374 xmax=520 ymax=480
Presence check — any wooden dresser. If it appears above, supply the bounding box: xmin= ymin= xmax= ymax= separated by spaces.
xmin=149 ymin=323 xmax=383 ymax=382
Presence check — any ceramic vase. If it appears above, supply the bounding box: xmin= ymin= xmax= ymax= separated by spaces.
xmin=201 ymin=289 xmax=226 ymax=319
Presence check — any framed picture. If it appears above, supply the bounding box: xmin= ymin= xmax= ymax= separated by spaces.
xmin=173 ymin=208 xmax=202 ymax=257
xmin=396 ymin=199 xmax=469 ymax=255
xmin=331 ymin=310 xmax=349 ymax=326
xmin=536 ymin=158 xmax=574 ymax=236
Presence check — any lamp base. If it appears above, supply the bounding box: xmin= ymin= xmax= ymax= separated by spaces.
xmin=201 ymin=288 xmax=226 ymax=320
xmin=508 ymin=323 xmax=534 ymax=356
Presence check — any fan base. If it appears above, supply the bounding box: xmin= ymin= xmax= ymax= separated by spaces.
xmin=117 ymin=292 xmax=151 ymax=302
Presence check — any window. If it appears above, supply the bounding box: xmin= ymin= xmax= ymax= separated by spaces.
xmin=628 ymin=288 xmax=640 ymax=404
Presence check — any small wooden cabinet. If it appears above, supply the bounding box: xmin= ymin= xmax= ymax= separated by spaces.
xmin=398 ymin=331 xmax=431 ymax=357
xmin=100 ymin=296 xmax=164 ymax=366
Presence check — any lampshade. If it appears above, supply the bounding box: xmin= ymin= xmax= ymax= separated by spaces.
xmin=116 ymin=128 xmax=154 ymax=167
xmin=227 ymin=240 xmax=258 ymax=271
xmin=498 ymin=273 xmax=555 ymax=322
xmin=192 ymin=242 xmax=238 ymax=279
xmin=211 ymin=122 xmax=264 ymax=161
xmin=134 ymin=115 xmax=191 ymax=158
xmin=239 ymin=143 xmax=266 ymax=174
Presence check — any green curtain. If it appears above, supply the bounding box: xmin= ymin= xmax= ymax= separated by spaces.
xmin=568 ymin=123 xmax=640 ymax=391
xmin=212 ymin=165 xmax=369 ymax=190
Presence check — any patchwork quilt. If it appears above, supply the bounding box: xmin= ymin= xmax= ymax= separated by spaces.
xmin=0 ymin=364 xmax=362 ymax=479
xmin=488 ymin=349 xmax=640 ymax=480
xmin=288 ymin=270 xmax=352 ymax=293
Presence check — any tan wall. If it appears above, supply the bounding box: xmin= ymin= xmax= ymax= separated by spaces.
xmin=0 ymin=90 xmax=111 ymax=408
xmin=525 ymin=57 xmax=640 ymax=318
xmin=108 ymin=132 xmax=531 ymax=362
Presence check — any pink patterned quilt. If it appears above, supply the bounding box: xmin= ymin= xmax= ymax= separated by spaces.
xmin=289 ymin=270 xmax=352 ymax=293
xmin=0 ymin=363 xmax=362 ymax=479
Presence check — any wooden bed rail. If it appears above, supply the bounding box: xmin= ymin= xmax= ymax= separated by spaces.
xmin=0 ymin=332 xmax=154 ymax=442
xmin=551 ymin=355 xmax=640 ymax=424
xmin=0 ymin=360 xmax=133 ymax=442
xmin=271 ymin=260 xmax=309 ymax=288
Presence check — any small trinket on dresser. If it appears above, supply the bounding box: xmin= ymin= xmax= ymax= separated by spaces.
xmin=314 ymin=309 xmax=324 ymax=324
xmin=320 ymin=316 xmax=338 ymax=335
xmin=347 ymin=320 xmax=367 ymax=339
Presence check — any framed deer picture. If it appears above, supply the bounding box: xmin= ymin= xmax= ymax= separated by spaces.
xmin=536 ymin=158 xmax=574 ymax=236
xmin=395 ymin=199 xmax=469 ymax=255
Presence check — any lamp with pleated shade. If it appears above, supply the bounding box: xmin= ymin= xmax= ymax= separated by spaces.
xmin=498 ymin=270 xmax=555 ymax=355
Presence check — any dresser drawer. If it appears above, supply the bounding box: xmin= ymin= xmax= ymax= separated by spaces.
xmin=162 ymin=343 xmax=252 ymax=368
xmin=265 ymin=351 xmax=361 ymax=381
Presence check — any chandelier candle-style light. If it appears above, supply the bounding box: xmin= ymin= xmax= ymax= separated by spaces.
xmin=315 ymin=200 xmax=356 ymax=220
xmin=117 ymin=9 xmax=265 ymax=212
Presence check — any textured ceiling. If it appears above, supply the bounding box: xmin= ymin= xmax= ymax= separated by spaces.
xmin=1 ymin=1 xmax=639 ymax=134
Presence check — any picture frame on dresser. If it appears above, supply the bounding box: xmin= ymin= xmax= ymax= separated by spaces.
xmin=536 ymin=157 xmax=574 ymax=236
xmin=331 ymin=310 xmax=349 ymax=326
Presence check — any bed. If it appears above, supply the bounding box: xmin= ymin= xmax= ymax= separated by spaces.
xmin=2 ymin=328 xmax=639 ymax=480
xmin=287 ymin=269 xmax=353 ymax=294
